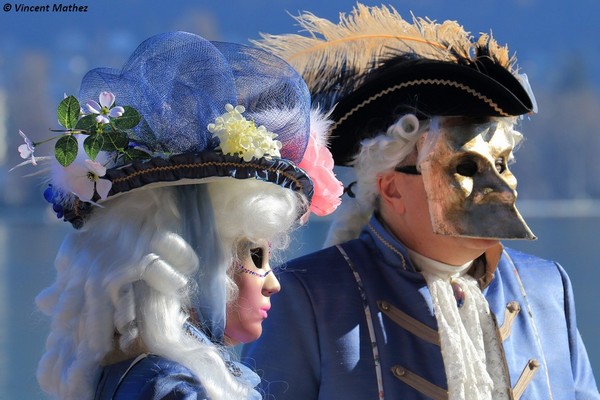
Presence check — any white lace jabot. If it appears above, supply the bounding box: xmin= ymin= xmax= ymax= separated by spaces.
xmin=408 ymin=250 xmax=510 ymax=400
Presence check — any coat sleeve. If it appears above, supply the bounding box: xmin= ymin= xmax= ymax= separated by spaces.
xmin=242 ymin=269 xmax=321 ymax=400
xmin=558 ymin=263 xmax=600 ymax=399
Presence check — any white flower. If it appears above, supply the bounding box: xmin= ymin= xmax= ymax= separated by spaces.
xmin=207 ymin=104 xmax=281 ymax=161
xmin=63 ymin=159 xmax=112 ymax=202
xmin=17 ymin=130 xmax=37 ymax=166
xmin=85 ymin=91 xmax=125 ymax=124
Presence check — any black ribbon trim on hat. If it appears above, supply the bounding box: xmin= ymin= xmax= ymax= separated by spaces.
xmin=62 ymin=152 xmax=314 ymax=229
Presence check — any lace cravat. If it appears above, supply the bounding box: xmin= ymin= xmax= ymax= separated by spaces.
xmin=408 ymin=250 xmax=510 ymax=400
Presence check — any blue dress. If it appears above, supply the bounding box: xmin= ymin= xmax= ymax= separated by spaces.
xmin=95 ymin=324 xmax=261 ymax=399
xmin=95 ymin=354 xmax=209 ymax=400
xmin=242 ymin=215 xmax=600 ymax=399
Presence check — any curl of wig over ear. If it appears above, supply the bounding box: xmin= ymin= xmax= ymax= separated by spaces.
xmin=325 ymin=115 xmax=429 ymax=246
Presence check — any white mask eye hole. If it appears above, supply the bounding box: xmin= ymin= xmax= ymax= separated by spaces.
xmin=250 ymin=247 xmax=265 ymax=269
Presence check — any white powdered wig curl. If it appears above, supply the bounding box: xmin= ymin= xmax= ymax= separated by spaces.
xmin=36 ymin=179 xmax=305 ymax=400
xmin=325 ymin=114 xmax=428 ymax=246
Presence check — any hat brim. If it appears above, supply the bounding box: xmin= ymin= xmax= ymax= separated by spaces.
xmin=63 ymin=152 xmax=313 ymax=228
xmin=329 ymin=58 xmax=535 ymax=165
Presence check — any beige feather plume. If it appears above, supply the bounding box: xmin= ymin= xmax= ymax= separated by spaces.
xmin=254 ymin=3 xmax=516 ymax=93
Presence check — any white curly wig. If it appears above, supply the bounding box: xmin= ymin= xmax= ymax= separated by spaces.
xmin=36 ymin=178 xmax=305 ymax=400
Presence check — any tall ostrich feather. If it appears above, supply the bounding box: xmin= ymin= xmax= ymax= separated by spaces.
xmin=254 ymin=3 xmax=516 ymax=105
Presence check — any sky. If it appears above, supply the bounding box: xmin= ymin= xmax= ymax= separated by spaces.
xmin=1 ymin=0 xmax=599 ymax=95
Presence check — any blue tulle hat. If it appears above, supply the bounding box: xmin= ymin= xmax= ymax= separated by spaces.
xmin=44 ymin=31 xmax=316 ymax=228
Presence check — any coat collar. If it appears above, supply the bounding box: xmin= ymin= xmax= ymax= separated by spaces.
xmin=361 ymin=214 xmax=502 ymax=288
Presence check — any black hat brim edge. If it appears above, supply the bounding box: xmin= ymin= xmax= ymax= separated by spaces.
xmin=329 ymin=58 xmax=535 ymax=166
xmin=63 ymin=152 xmax=314 ymax=229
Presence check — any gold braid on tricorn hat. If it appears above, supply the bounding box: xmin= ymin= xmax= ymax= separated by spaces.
xmin=254 ymin=3 xmax=536 ymax=165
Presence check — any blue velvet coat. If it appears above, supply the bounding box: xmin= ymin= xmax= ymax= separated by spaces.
xmin=94 ymin=324 xmax=260 ymax=399
xmin=243 ymin=216 xmax=599 ymax=399
xmin=95 ymin=354 xmax=209 ymax=400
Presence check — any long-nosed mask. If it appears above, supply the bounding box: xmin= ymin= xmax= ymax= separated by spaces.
xmin=417 ymin=117 xmax=535 ymax=240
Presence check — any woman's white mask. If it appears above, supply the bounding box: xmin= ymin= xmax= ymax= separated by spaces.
xmin=418 ymin=118 xmax=535 ymax=240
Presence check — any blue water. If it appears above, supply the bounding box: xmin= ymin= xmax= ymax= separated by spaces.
xmin=1 ymin=206 xmax=599 ymax=399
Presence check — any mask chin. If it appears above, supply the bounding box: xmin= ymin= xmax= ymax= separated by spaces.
xmin=427 ymin=197 xmax=536 ymax=239
xmin=418 ymin=118 xmax=536 ymax=241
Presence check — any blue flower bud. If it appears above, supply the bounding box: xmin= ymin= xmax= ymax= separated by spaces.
xmin=43 ymin=185 xmax=55 ymax=203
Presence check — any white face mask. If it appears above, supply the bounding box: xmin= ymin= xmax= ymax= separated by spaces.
xmin=418 ymin=118 xmax=535 ymax=240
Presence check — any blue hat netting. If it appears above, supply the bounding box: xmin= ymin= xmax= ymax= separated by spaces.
xmin=79 ymin=31 xmax=310 ymax=163
xmin=50 ymin=31 xmax=315 ymax=228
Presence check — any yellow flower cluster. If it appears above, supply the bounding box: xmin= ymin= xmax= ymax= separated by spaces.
xmin=207 ymin=104 xmax=282 ymax=162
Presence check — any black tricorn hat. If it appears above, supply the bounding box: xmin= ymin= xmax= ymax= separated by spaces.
xmin=255 ymin=3 xmax=537 ymax=165
xmin=327 ymin=53 xmax=536 ymax=165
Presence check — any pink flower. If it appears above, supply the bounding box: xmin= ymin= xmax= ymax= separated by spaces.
xmin=298 ymin=134 xmax=343 ymax=217
xmin=85 ymin=91 xmax=125 ymax=124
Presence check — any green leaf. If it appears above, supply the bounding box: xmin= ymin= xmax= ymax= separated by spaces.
xmin=57 ymin=96 xmax=81 ymax=129
xmin=75 ymin=114 xmax=97 ymax=133
xmin=83 ymin=134 xmax=104 ymax=160
xmin=54 ymin=135 xmax=79 ymax=166
xmin=113 ymin=106 xmax=142 ymax=129
xmin=102 ymin=130 xmax=129 ymax=152
xmin=122 ymin=148 xmax=152 ymax=163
